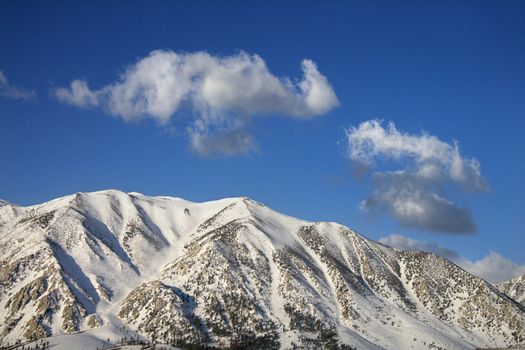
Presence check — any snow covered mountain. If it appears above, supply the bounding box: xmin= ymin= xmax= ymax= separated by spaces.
xmin=0 ymin=190 xmax=524 ymax=349
xmin=497 ymin=274 xmax=525 ymax=306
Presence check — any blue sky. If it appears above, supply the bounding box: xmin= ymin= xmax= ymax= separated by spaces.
xmin=1 ymin=1 xmax=524 ymax=281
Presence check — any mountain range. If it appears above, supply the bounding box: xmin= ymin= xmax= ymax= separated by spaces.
xmin=0 ymin=190 xmax=524 ymax=349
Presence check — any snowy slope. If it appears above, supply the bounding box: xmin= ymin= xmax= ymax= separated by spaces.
xmin=496 ymin=274 xmax=525 ymax=305
xmin=0 ymin=190 xmax=524 ymax=349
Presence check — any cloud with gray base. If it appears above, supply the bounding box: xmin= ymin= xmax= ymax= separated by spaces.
xmin=345 ymin=120 xmax=488 ymax=234
xmin=379 ymin=234 xmax=525 ymax=283
xmin=54 ymin=50 xmax=338 ymax=156
xmin=190 ymin=130 xmax=256 ymax=158
xmin=0 ymin=70 xmax=35 ymax=101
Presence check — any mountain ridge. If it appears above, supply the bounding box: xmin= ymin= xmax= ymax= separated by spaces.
xmin=0 ymin=190 xmax=524 ymax=349
xmin=496 ymin=274 xmax=525 ymax=306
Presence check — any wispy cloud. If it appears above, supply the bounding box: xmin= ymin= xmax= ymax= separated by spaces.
xmin=0 ymin=70 xmax=35 ymax=101
xmin=54 ymin=50 xmax=338 ymax=156
xmin=379 ymin=234 xmax=525 ymax=283
xmin=190 ymin=129 xmax=257 ymax=157
xmin=345 ymin=120 xmax=488 ymax=234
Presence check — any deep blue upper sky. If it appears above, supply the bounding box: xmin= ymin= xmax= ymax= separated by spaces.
xmin=1 ymin=1 xmax=524 ymax=268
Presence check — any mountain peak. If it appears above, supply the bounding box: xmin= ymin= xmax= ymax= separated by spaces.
xmin=496 ymin=274 xmax=525 ymax=305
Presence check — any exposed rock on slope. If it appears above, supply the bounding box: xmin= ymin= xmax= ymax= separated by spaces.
xmin=0 ymin=190 xmax=524 ymax=349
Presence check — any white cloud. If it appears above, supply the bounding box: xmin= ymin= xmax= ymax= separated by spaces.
xmin=54 ymin=80 xmax=96 ymax=107
xmin=459 ymin=252 xmax=525 ymax=284
xmin=346 ymin=120 xmax=487 ymax=191
xmin=0 ymin=70 xmax=35 ymax=101
xmin=379 ymin=234 xmax=525 ymax=283
xmin=54 ymin=50 xmax=338 ymax=156
xmin=345 ymin=120 xmax=488 ymax=233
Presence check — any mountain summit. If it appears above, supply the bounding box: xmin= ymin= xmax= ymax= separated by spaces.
xmin=497 ymin=274 xmax=525 ymax=306
xmin=0 ymin=190 xmax=524 ymax=349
